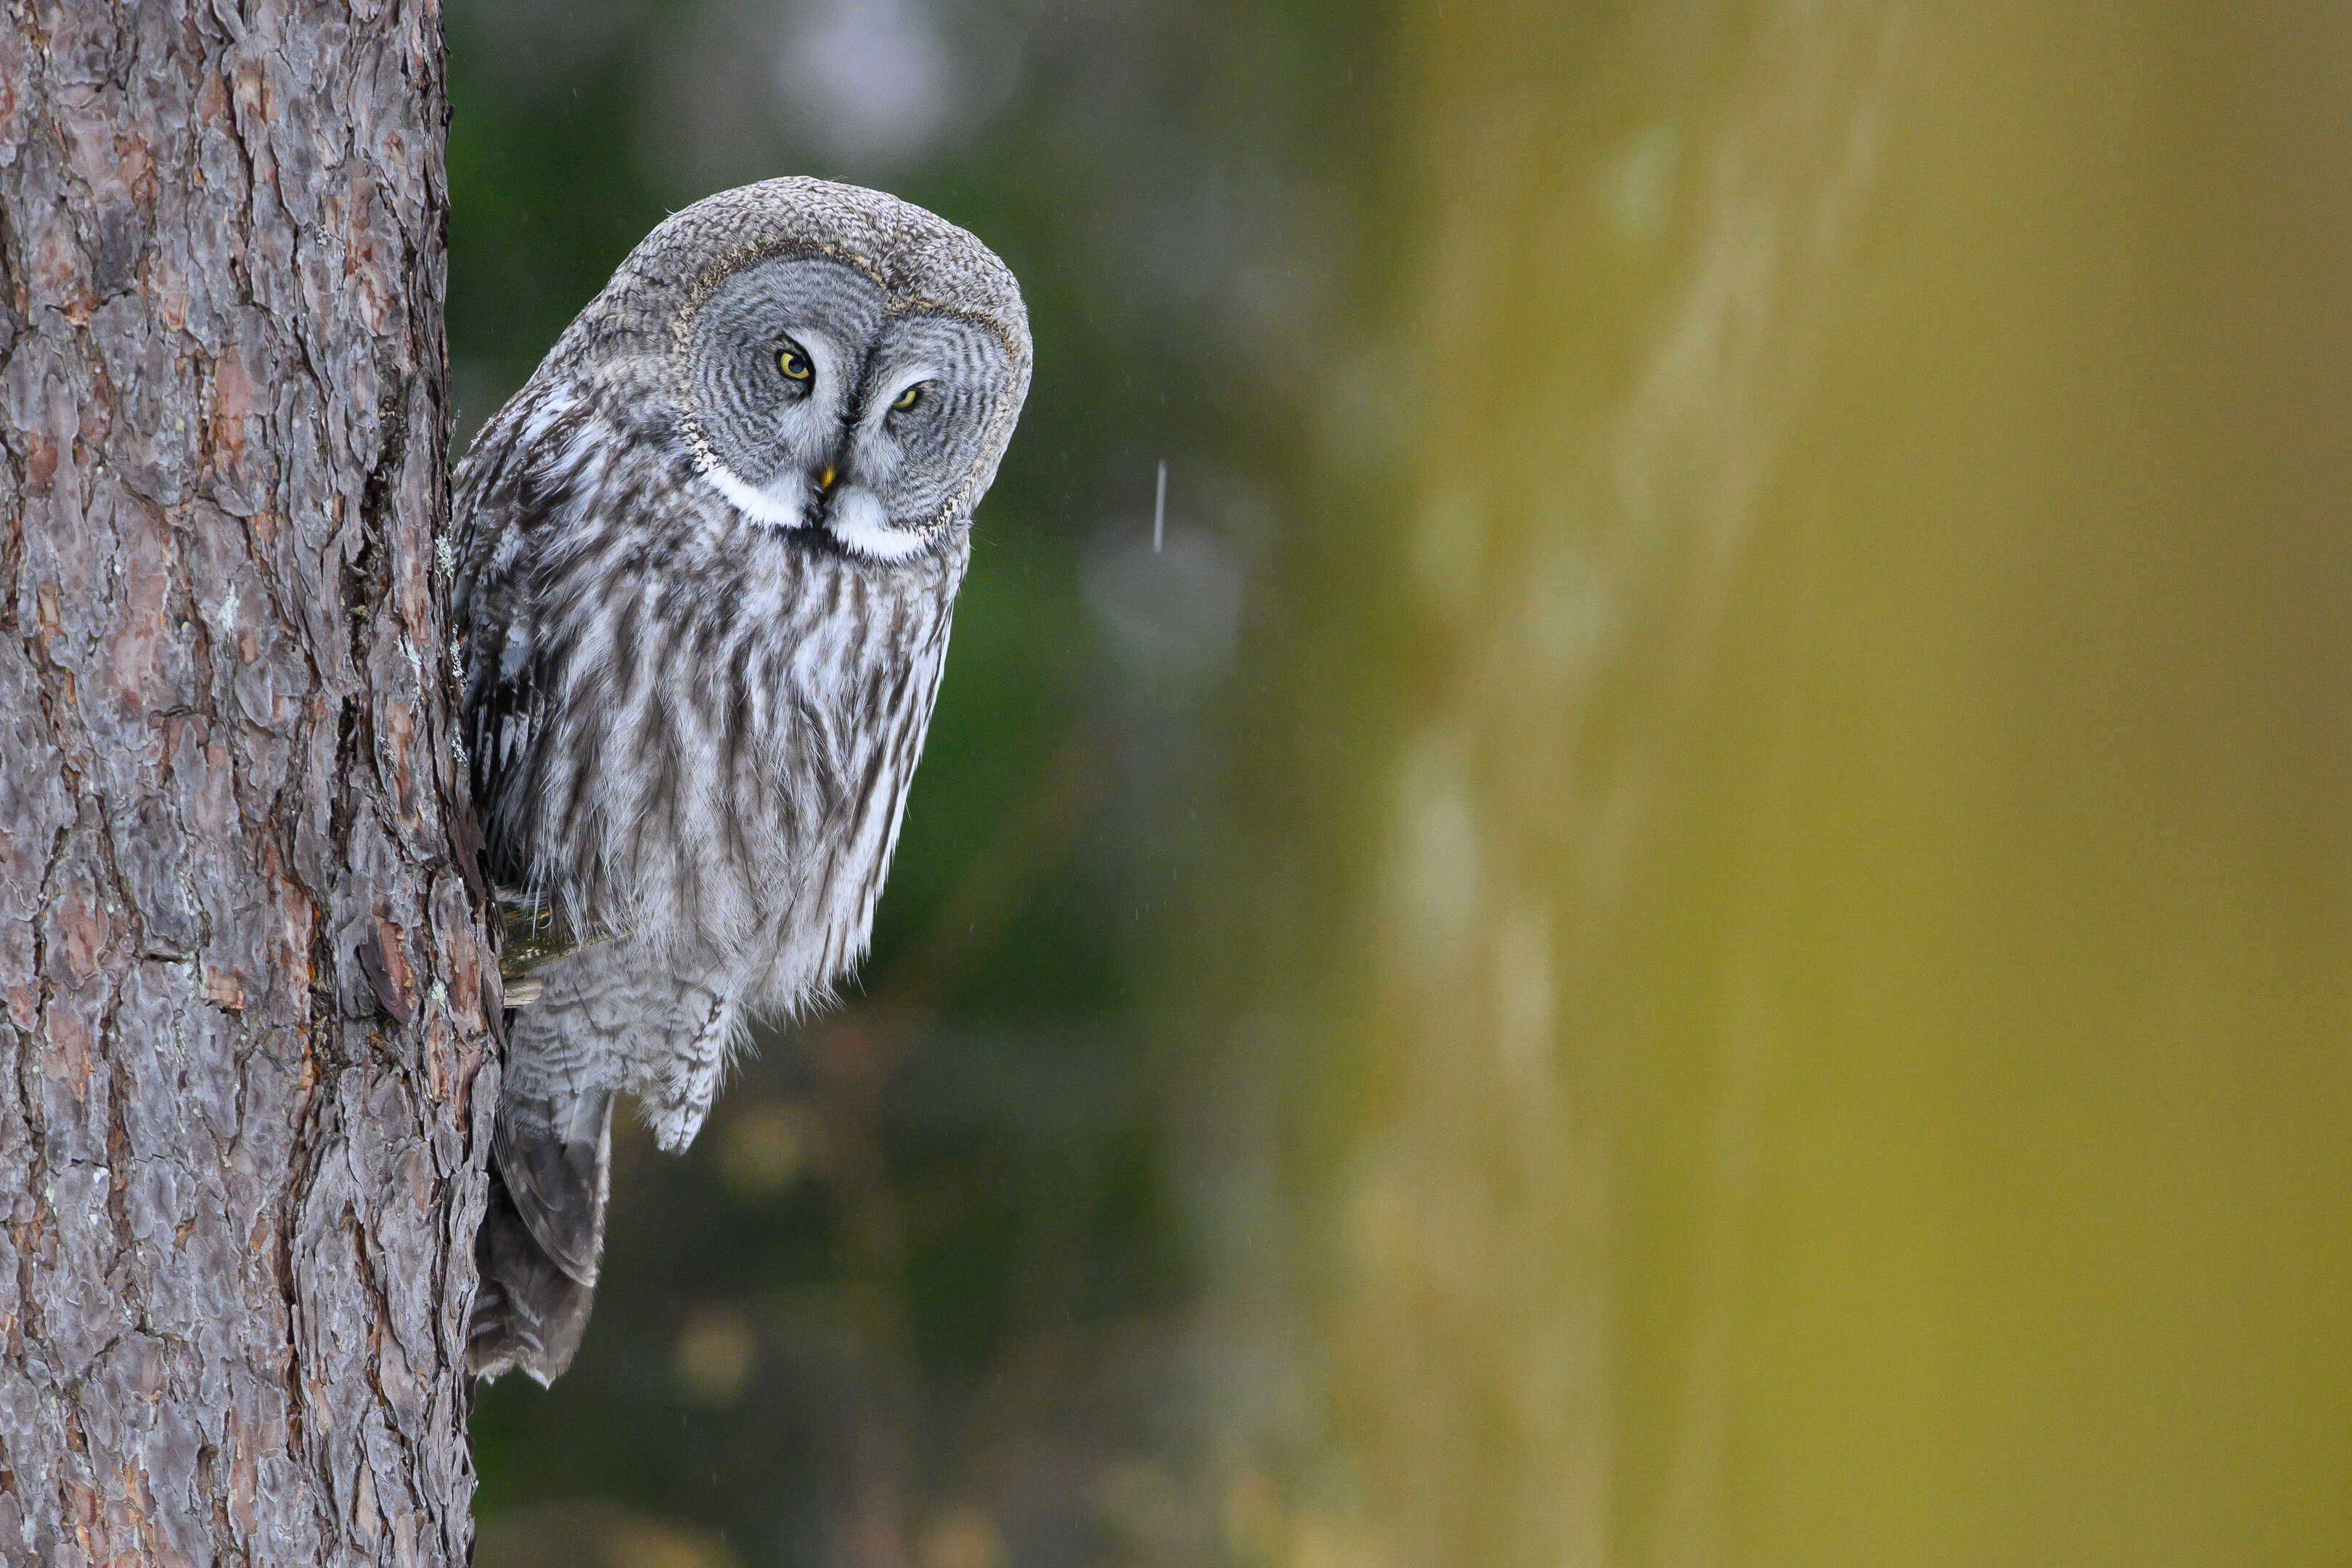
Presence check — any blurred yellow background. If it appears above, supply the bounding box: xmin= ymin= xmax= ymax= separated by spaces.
xmin=459 ymin=2 xmax=2352 ymax=1563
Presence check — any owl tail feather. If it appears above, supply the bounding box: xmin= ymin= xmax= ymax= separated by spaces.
xmin=468 ymin=1090 xmax=613 ymax=1385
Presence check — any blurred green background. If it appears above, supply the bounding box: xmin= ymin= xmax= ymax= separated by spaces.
xmin=450 ymin=2 xmax=2352 ymax=1564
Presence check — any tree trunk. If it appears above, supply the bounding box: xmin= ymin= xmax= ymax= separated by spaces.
xmin=0 ymin=3 xmax=490 ymax=1565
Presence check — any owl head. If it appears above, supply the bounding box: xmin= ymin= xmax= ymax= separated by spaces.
xmin=561 ymin=177 xmax=1032 ymax=563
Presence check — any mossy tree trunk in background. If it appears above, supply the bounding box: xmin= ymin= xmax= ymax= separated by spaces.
xmin=1226 ymin=1 xmax=2352 ymax=1563
xmin=1220 ymin=4 xmax=1901 ymax=1564
xmin=0 ymin=3 xmax=491 ymax=1564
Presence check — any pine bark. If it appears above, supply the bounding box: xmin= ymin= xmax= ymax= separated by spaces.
xmin=0 ymin=3 xmax=491 ymax=1564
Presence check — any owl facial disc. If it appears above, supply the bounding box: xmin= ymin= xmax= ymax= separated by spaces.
xmin=684 ymin=252 xmax=1018 ymax=562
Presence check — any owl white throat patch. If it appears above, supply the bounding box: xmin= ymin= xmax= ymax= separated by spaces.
xmin=694 ymin=456 xmax=939 ymax=563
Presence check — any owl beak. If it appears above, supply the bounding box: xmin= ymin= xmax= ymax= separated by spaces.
xmin=817 ymin=465 xmax=837 ymax=492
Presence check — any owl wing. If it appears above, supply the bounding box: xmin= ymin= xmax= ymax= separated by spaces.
xmin=453 ymin=387 xmax=623 ymax=1379
xmin=451 ymin=388 xmax=593 ymax=891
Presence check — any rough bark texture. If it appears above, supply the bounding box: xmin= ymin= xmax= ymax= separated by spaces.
xmin=0 ymin=2 xmax=492 ymax=1564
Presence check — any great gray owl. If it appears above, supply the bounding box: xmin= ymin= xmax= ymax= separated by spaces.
xmin=451 ymin=178 xmax=1031 ymax=1384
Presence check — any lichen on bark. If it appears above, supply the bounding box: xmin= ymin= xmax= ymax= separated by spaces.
xmin=0 ymin=2 xmax=494 ymax=1564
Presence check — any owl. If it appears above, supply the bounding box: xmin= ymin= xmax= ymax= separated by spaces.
xmin=451 ymin=179 xmax=1031 ymax=1384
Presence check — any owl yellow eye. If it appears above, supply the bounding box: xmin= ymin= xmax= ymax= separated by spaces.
xmin=777 ymin=347 xmax=812 ymax=382
xmin=891 ymin=384 xmax=923 ymax=412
